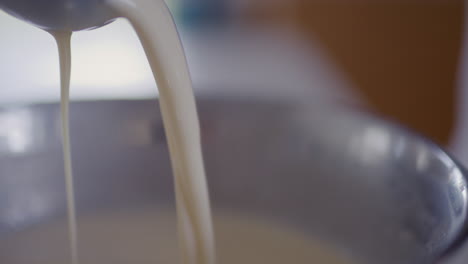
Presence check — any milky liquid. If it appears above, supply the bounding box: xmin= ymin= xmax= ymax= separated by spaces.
xmin=0 ymin=209 xmax=353 ymax=264
xmin=107 ymin=1 xmax=215 ymax=264
xmin=51 ymin=31 xmax=79 ymax=264
xmin=51 ymin=1 xmax=215 ymax=263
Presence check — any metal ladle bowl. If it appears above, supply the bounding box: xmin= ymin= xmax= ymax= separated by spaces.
xmin=0 ymin=0 xmax=116 ymax=31
xmin=0 ymin=97 xmax=466 ymax=264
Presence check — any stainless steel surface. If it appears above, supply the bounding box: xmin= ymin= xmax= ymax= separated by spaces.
xmin=0 ymin=98 xmax=466 ymax=263
xmin=0 ymin=0 xmax=116 ymax=31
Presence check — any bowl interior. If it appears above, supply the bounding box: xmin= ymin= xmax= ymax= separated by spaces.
xmin=0 ymin=98 xmax=466 ymax=264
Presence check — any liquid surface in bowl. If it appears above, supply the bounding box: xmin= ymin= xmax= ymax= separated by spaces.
xmin=0 ymin=208 xmax=354 ymax=264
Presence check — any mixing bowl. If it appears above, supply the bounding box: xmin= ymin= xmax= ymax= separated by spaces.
xmin=0 ymin=97 xmax=466 ymax=263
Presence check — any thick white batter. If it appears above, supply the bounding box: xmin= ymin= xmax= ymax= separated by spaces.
xmin=52 ymin=1 xmax=215 ymax=263
xmin=109 ymin=1 xmax=216 ymax=263
xmin=52 ymin=31 xmax=79 ymax=264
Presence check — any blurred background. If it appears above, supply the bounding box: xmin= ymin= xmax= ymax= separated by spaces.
xmin=0 ymin=0 xmax=465 ymax=147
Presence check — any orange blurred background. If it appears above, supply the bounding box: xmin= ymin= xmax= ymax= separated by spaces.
xmin=243 ymin=0 xmax=464 ymax=146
